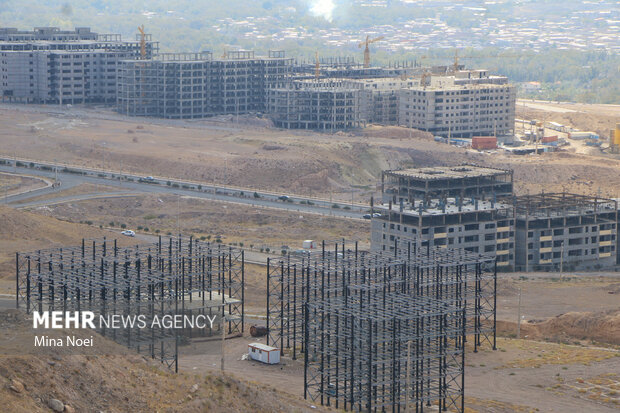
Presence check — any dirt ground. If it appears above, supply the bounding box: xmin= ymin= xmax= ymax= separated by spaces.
xmin=516 ymin=100 xmax=620 ymax=139
xmin=0 ymin=205 xmax=144 ymax=293
xmin=177 ymin=330 xmax=620 ymax=413
xmin=3 ymin=104 xmax=620 ymax=201
xmin=23 ymin=193 xmax=371 ymax=258
xmin=0 ymin=309 xmax=329 ymax=413
xmin=0 ymin=172 xmax=48 ymax=198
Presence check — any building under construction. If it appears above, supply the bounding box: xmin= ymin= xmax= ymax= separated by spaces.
xmin=116 ymin=50 xmax=292 ymax=119
xmin=266 ymin=239 xmax=496 ymax=412
xmin=381 ymin=165 xmax=514 ymax=203
xmin=268 ymin=79 xmax=363 ymax=130
xmin=15 ymin=236 xmax=245 ymax=371
xmin=0 ymin=27 xmax=158 ymax=104
xmin=372 ymin=165 xmax=619 ymax=272
xmin=514 ymin=193 xmax=618 ymax=272
xmin=399 ymin=70 xmax=516 ymax=138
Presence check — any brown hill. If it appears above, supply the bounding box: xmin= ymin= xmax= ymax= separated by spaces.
xmin=0 ymin=205 xmax=138 ymax=283
xmin=0 ymin=309 xmax=325 ymax=413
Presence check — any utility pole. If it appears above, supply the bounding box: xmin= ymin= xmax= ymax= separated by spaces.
xmin=221 ymin=316 xmax=226 ymax=372
xmin=177 ymin=194 xmax=180 ymax=236
xmin=517 ymin=286 xmax=522 ymax=339
xmin=405 ymin=340 xmax=411 ymax=411
xmin=560 ymin=240 xmax=564 ymax=279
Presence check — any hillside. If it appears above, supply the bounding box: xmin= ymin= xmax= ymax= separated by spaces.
xmin=0 ymin=205 xmax=139 ymax=283
xmin=0 ymin=309 xmax=326 ymax=413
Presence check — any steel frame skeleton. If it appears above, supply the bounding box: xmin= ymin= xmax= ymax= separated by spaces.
xmin=266 ymin=239 xmax=496 ymax=412
xmin=16 ymin=236 xmax=244 ymax=371
xmin=305 ymin=285 xmax=465 ymax=412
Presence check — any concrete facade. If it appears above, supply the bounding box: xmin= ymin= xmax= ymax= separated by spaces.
xmin=399 ymin=71 xmax=516 ymax=138
xmin=514 ymin=193 xmax=618 ymax=272
xmin=1 ymin=27 xmax=157 ymax=104
xmin=371 ymin=199 xmax=516 ymax=269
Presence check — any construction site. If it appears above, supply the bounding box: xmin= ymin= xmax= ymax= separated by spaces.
xmin=266 ymin=239 xmax=496 ymax=412
xmin=1 ymin=18 xmax=620 ymax=413
xmin=372 ymin=165 xmax=619 ymax=272
xmin=15 ymin=236 xmax=245 ymax=372
xmin=117 ymin=50 xmax=292 ymax=119
xmin=0 ymin=26 xmax=516 ymax=137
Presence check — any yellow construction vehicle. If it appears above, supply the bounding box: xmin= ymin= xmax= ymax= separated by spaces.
xmin=358 ymin=35 xmax=384 ymax=68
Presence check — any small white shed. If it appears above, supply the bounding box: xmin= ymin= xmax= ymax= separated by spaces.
xmin=248 ymin=342 xmax=280 ymax=364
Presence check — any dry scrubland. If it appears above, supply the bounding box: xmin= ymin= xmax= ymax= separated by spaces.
xmin=18 ymin=193 xmax=370 ymax=256
xmin=1 ymin=103 xmax=620 ymax=411
xmin=3 ymin=105 xmax=620 ymax=201
xmin=0 ymin=310 xmax=328 ymax=413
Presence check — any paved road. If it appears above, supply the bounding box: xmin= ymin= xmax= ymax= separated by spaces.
xmin=0 ymin=158 xmax=371 ymax=219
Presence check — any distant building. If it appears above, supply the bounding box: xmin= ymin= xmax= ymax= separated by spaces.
xmin=268 ymin=79 xmax=362 ymax=130
xmin=399 ymin=70 xmax=516 ymax=138
xmin=0 ymin=27 xmax=158 ymax=104
xmin=117 ymin=50 xmax=292 ymax=119
xmin=521 ymin=81 xmax=542 ymax=94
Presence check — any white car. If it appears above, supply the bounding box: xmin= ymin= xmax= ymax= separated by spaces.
xmin=121 ymin=230 xmax=135 ymax=237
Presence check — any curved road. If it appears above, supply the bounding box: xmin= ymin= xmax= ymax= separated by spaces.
xmin=1 ymin=157 xmax=373 ymax=220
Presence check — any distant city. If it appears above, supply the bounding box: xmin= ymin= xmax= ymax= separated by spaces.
xmin=210 ymin=0 xmax=620 ymax=53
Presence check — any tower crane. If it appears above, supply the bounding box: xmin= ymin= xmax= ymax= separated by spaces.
xmin=358 ymin=35 xmax=384 ymax=68
xmin=137 ymin=25 xmax=147 ymax=60
xmin=315 ymin=51 xmax=320 ymax=79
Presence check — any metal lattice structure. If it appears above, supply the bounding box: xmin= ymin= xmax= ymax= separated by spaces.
xmin=305 ymin=286 xmax=465 ymax=412
xmin=266 ymin=239 xmax=496 ymax=412
xmin=16 ymin=236 xmax=244 ymax=371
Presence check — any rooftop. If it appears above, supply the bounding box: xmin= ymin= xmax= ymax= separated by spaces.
xmin=375 ymin=198 xmax=512 ymax=216
xmin=384 ymin=165 xmax=512 ymax=180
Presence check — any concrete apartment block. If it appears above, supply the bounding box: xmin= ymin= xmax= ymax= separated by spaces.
xmin=399 ymin=71 xmax=516 ymax=138
xmin=514 ymin=193 xmax=618 ymax=272
xmin=1 ymin=27 xmax=157 ymax=104
xmin=118 ymin=51 xmax=292 ymax=119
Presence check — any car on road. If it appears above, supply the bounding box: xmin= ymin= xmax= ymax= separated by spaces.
xmin=278 ymin=195 xmax=290 ymax=201
xmin=363 ymin=214 xmax=372 ymax=219
xmin=121 ymin=230 xmax=135 ymax=237
xmin=372 ymin=213 xmax=382 ymax=218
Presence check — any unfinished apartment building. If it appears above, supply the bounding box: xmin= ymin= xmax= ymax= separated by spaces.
xmin=399 ymin=70 xmax=516 ymax=138
xmin=356 ymin=78 xmax=418 ymax=125
xmin=117 ymin=50 xmax=292 ymax=119
xmin=372 ymin=165 xmax=516 ymax=268
xmin=268 ymin=79 xmax=362 ymax=130
xmin=514 ymin=193 xmax=618 ymax=272
xmin=381 ymin=164 xmax=514 ymax=203
xmin=0 ymin=27 xmax=158 ymax=104
xmin=371 ymin=198 xmax=515 ymax=268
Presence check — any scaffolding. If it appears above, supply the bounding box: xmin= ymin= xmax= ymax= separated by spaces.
xmin=266 ymin=239 xmax=496 ymax=412
xmin=15 ymin=236 xmax=244 ymax=371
